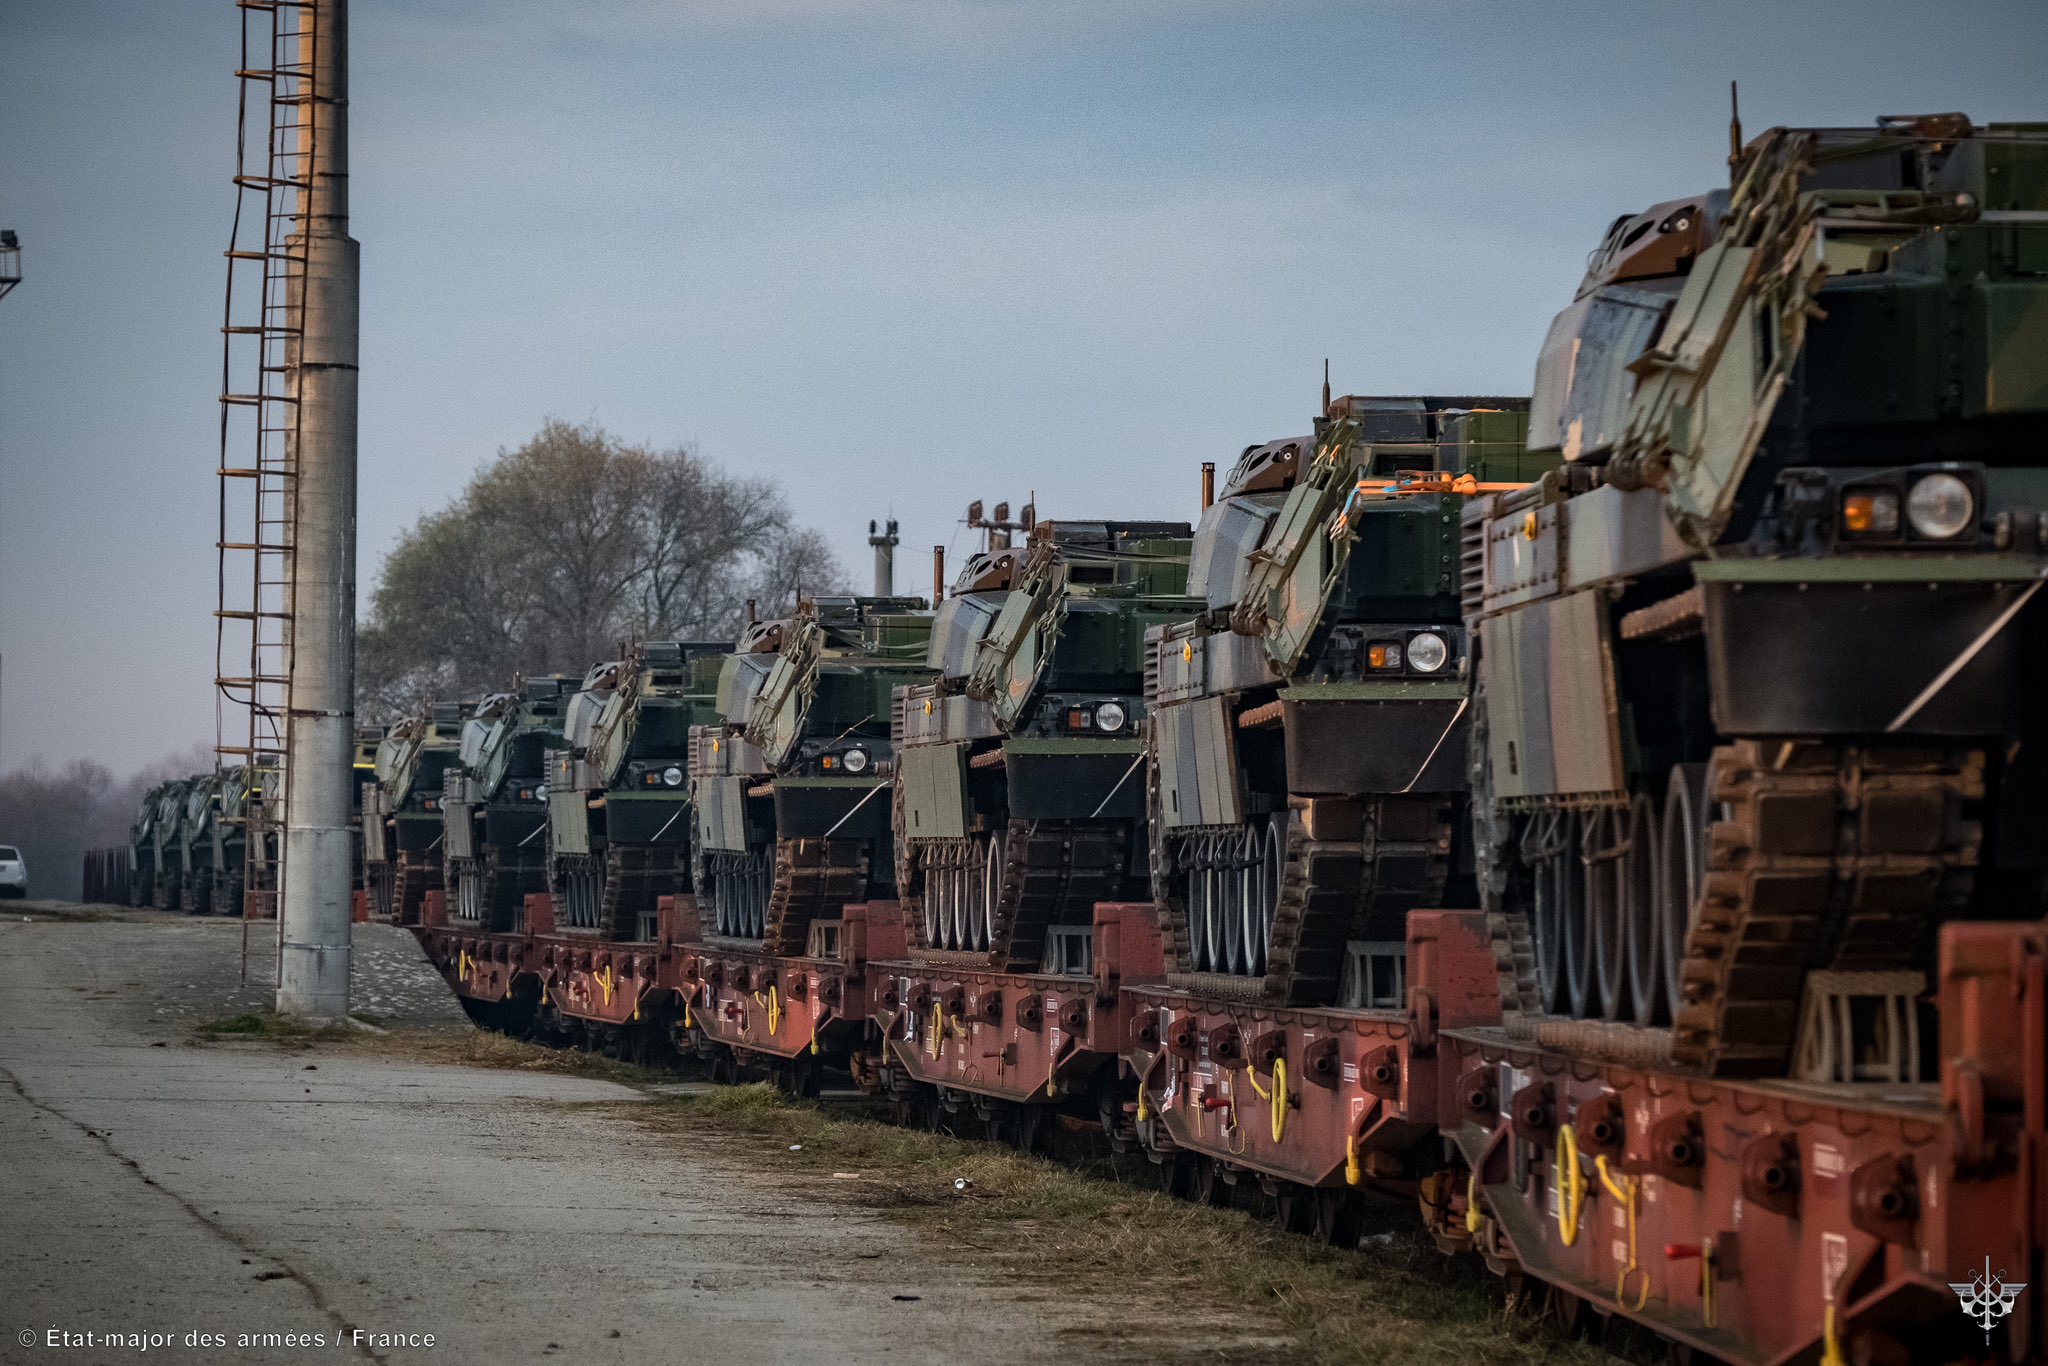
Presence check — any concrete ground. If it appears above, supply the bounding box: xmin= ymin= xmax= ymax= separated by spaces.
xmin=0 ymin=910 xmax=1133 ymax=1366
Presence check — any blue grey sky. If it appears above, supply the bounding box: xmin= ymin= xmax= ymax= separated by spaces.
xmin=2 ymin=0 xmax=2043 ymax=773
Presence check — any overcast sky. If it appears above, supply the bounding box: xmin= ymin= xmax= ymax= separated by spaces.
xmin=2 ymin=0 xmax=2042 ymax=775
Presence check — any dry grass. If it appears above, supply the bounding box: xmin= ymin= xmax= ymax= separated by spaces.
xmin=630 ymin=1084 xmax=1598 ymax=1366
xmin=342 ymin=1025 xmax=669 ymax=1086
xmin=289 ymin=1028 xmax=1599 ymax=1365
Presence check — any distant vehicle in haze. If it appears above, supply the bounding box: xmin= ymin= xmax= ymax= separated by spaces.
xmin=0 ymin=845 xmax=27 ymax=899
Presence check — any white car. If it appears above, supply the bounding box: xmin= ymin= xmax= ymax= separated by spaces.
xmin=0 ymin=845 xmax=25 ymax=898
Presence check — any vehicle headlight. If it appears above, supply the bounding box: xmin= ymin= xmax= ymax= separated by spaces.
xmin=535 ymin=784 xmax=548 ymax=803
xmin=1366 ymin=640 xmax=1404 ymax=670
xmin=1906 ymin=473 xmax=1975 ymax=540
xmin=1841 ymin=488 xmax=1901 ymax=537
xmin=840 ymin=747 xmax=870 ymax=775
xmin=661 ymin=765 xmax=685 ymax=788
xmin=1094 ymin=701 xmax=1127 ymax=733
xmin=1405 ymin=632 xmax=1449 ymax=674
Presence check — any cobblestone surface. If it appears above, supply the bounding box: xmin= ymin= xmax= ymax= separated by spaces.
xmin=12 ymin=903 xmax=467 ymax=1031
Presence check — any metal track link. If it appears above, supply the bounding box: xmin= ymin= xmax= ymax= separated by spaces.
xmin=1147 ymin=736 xmax=1454 ymax=1006
xmin=393 ymin=849 xmax=440 ymax=926
xmin=483 ymin=842 xmax=550 ymax=934
xmin=997 ymin=820 xmax=1121 ymax=971
xmin=592 ymin=843 xmax=676 ymax=941
xmin=1261 ymin=801 xmax=1454 ymax=1007
xmin=1489 ymin=901 xmax=1542 ymax=1040
xmin=763 ymin=837 xmax=868 ymax=956
xmin=1670 ymin=740 xmax=1982 ymax=1076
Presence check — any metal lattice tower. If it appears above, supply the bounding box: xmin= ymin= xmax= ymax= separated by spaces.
xmin=216 ymin=0 xmax=318 ymax=921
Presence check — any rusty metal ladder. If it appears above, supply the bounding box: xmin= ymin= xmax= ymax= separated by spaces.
xmin=218 ymin=0 xmax=321 ymax=975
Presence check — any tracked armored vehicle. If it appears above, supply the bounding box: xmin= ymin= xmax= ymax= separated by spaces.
xmin=148 ymin=778 xmax=196 ymax=909
xmin=170 ymin=773 xmax=223 ymax=913
xmin=1467 ymin=115 xmax=2048 ymax=1079
xmin=691 ymin=597 xmax=933 ymax=954
xmin=363 ymin=701 xmax=472 ymax=922
xmin=128 ymin=779 xmax=184 ymax=908
xmin=350 ymin=725 xmax=381 ymax=896
xmin=1146 ymin=398 xmax=1538 ymax=1006
xmin=442 ymin=677 xmax=574 ymax=931
xmin=548 ymin=641 xmax=732 ymax=941
xmin=191 ymin=765 xmax=255 ymax=916
xmin=895 ymin=520 xmax=1199 ymax=971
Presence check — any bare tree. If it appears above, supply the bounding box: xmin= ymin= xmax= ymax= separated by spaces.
xmin=357 ymin=419 xmax=847 ymax=718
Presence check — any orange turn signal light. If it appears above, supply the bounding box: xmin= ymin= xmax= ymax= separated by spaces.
xmin=1842 ymin=489 xmax=1900 ymax=536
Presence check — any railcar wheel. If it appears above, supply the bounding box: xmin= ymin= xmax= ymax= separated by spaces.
xmin=1012 ymin=1102 xmax=1055 ymax=1159
xmin=1272 ymin=1183 xmax=1315 ymax=1235
xmin=1152 ymin=1150 xmax=1195 ymax=1199
xmin=1539 ymin=1282 xmax=1591 ymax=1339
xmin=780 ymin=1051 xmax=822 ymax=1100
xmin=1190 ymin=1156 xmax=1232 ymax=1208
xmin=1311 ymin=1188 xmax=1363 ymax=1248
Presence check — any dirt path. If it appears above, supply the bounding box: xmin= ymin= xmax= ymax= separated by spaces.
xmin=0 ymin=915 xmax=1167 ymax=1365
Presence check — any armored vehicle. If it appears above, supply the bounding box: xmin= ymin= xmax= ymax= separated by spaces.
xmin=1148 ymin=397 xmax=1537 ymax=1006
xmin=363 ymin=701 xmax=472 ymax=922
xmin=548 ymin=641 xmax=732 ymax=940
xmin=1465 ymin=115 xmax=2048 ymax=1077
xmin=895 ymin=520 xmax=1199 ymax=970
xmin=351 ymin=725 xmax=382 ymax=894
xmin=441 ymin=677 xmax=575 ymax=930
xmin=152 ymin=777 xmax=196 ymax=909
xmin=128 ymin=779 xmax=185 ymax=908
xmin=691 ymin=597 xmax=933 ymax=954
xmin=192 ymin=765 xmax=255 ymax=916
xmin=171 ymin=773 xmax=225 ymax=913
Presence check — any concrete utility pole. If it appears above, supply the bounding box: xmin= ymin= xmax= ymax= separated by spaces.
xmin=868 ymin=518 xmax=899 ymax=597
xmin=277 ymin=0 xmax=360 ymax=1018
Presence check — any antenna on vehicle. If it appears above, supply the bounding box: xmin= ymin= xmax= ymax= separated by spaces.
xmin=1321 ymin=359 xmax=1331 ymax=419
xmin=1729 ymin=81 xmax=1743 ymax=168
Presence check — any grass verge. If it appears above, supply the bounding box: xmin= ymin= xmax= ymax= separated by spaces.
xmin=196 ymin=1010 xmax=351 ymax=1043
xmin=338 ymin=1023 xmax=670 ymax=1086
xmin=628 ymin=1083 xmax=1597 ymax=1366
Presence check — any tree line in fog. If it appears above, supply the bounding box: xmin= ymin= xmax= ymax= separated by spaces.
xmin=0 ymin=420 xmax=845 ymax=902
xmin=0 ymin=746 xmax=214 ymax=902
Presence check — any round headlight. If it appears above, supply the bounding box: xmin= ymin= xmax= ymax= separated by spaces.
xmin=1405 ymin=632 xmax=1449 ymax=674
xmin=661 ymin=765 xmax=685 ymax=788
xmin=1906 ymin=473 xmax=1975 ymax=539
xmin=535 ymin=784 xmax=549 ymax=803
xmin=840 ymin=747 xmax=870 ymax=775
xmin=1094 ymin=701 xmax=1128 ymax=733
